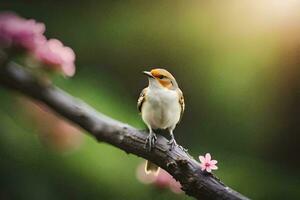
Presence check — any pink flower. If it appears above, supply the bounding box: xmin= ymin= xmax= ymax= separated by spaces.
xmin=0 ymin=12 xmax=46 ymax=50
xmin=19 ymin=98 xmax=83 ymax=152
xmin=153 ymin=169 xmax=182 ymax=194
xmin=34 ymin=39 xmax=76 ymax=77
xmin=155 ymin=170 xmax=182 ymax=194
xmin=0 ymin=12 xmax=76 ymax=77
xmin=154 ymin=170 xmax=173 ymax=189
xmin=169 ymin=178 xmax=183 ymax=194
xmin=136 ymin=162 xmax=183 ymax=194
xmin=199 ymin=153 xmax=218 ymax=173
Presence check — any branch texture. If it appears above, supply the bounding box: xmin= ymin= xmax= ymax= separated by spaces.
xmin=0 ymin=62 xmax=249 ymax=200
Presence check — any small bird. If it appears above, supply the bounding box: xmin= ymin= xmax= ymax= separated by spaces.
xmin=137 ymin=68 xmax=185 ymax=174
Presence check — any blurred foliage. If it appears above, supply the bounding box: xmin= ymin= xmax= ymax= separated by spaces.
xmin=1 ymin=0 xmax=300 ymax=199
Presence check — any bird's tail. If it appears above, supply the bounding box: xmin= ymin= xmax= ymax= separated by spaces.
xmin=145 ymin=160 xmax=160 ymax=175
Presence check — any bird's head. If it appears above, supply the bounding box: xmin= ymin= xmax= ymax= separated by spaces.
xmin=143 ymin=68 xmax=178 ymax=89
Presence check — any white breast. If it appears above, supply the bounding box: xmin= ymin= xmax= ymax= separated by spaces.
xmin=141 ymin=88 xmax=181 ymax=130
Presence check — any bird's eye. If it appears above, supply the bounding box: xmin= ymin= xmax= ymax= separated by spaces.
xmin=158 ymin=75 xmax=164 ymax=79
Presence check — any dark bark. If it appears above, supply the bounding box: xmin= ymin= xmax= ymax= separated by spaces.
xmin=0 ymin=62 xmax=249 ymax=200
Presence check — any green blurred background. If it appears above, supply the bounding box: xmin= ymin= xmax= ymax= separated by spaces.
xmin=1 ymin=0 xmax=300 ymax=199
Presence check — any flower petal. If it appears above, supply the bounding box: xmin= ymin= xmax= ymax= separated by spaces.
xmin=35 ymin=38 xmax=76 ymax=77
xmin=200 ymin=164 xmax=206 ymax=171
xmin=206 ymin=168 xmax=212 ymax=173
xmin=210 ymin=165 xmax=218 ymax=170
xmin=205 ymin=153 xmax=211 ymax=161
xmin=210 ymin=160 xmax=218 ymax=165
xmin=199 ymin=156 xmax=206 ymax=163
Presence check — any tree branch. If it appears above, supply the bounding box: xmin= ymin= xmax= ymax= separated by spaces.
xmin=0 ymin=62 xmax=249 ymax=200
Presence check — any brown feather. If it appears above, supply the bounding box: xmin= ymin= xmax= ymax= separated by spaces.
xmin=177 ymin=88 xmax=185 ymax=123
xmin=137 ymin=87 xmax=148 ymax=113
xmin=145 ymin=160 xmax=160 ymax=174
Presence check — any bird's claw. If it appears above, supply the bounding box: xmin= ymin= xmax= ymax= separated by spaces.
xmin=168 ymin=138 xmax=177 ymax=150
xmin=168 ymin=139 xmax=188 ymax=152
xmin=144 ymin=133 xmax=157 ymax=152
xmin=179 ymin=145 xmax=188 ymax=152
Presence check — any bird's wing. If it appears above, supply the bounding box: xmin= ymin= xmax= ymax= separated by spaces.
xmin=137 ymin=87 xmax=148 ymax=113
xmin=177 ymin=88 xmax=185 ymax=123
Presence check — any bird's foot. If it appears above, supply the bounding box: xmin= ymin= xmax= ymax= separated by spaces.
xmin=168 ymin=139 xmax=188 ymax=152
xmin=144 ymin=133 xmax=157 ymax=152
xmin=167 ymin=138 xmax=177 ymax=150
xmin=179 ymin=145 xmax=188 ymax=152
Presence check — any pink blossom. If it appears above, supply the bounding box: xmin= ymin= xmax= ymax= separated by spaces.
xmin=19 ymin=98 xmax=83 ymax=152
xmin=199 ymin=153 xmax=218 ymax=173
xmin=154 ymin=170 xmax=173 ymax=189
xmin=155 ymin=170 xmax=183 ymax=194
xmin=169 ymin=178 xmax=183 ymax=194
xmin=0 ymin=12 xmax=76 ymax=77
xmin=0 ymin=12 xmax=46 ymax=50
xmin=34 ymin=39 xmax=75 ymax=77
xmin=136 ymin=162 xmax=183 ymax=194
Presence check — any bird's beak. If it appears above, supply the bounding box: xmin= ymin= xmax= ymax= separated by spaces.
xmin=143 ymin=71 xmax=154 ymax=78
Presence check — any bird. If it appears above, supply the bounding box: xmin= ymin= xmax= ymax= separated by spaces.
xmin=137 ymin=68 xmax=185 ymax=174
